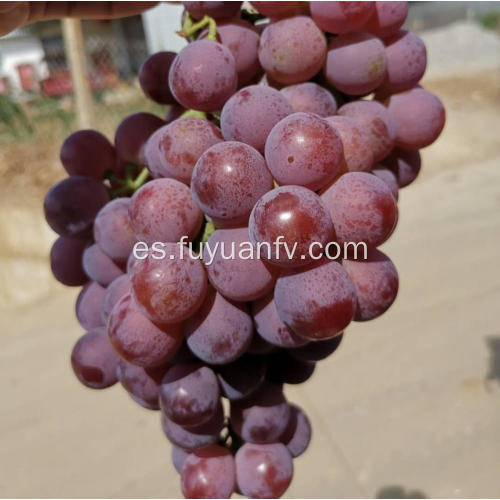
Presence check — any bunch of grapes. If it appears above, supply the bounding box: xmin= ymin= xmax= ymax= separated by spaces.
xmin=44 ymin=2 xmax=445 ymax=498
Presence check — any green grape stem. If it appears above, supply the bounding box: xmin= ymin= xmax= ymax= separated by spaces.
xmin=178 ymin=14 xmax=217 ymax=41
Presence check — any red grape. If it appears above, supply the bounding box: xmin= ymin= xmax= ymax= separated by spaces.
xmin=182 ymin=1 xmax=242 ymax=20
xmin=372 ymin=165 xmax=399 ymax=200
xmin=310 ymin=1 xmax=375 ymax=34
xmin=138 ymin=51 xmax=177 ymax=105
xmin=380 ymin=147 xmax=421 ymax=188
xmin=82 ymin=243 xmax=124 ymax=286
xmin=290 ymin=333 xmax=343 ymax=362
xmin=75 ymin=281 xmax=106 ymax=330
xmin=365 ymin=1 xmax=409 ymax=38
xmin=279 ymin=404 xmax=311 ymax=458
xmin=50 ymin=236 xmax=88 ymax=286
xmin=280 ymin=82 xmax=338 ymax=116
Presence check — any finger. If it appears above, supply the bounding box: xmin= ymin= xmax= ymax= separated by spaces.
xmin=0 ymin=2 xmax=29 ymax=36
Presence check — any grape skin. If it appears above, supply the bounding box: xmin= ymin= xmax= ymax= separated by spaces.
xmin=364 ymin=1 xmax=409 ymax=38
xmin=258 ymin=16 xmax=327 ymax=85
xmin=220 ymin=85 xmax=293 ymax=153
xmin=380 ymin=147 xmax=421 ymax=188
xmin=235 ymin=442 xmax=293 ymax=499
xmin=93 ymin=198 xmax=136 ymax=263
xmin=75 ymin=281 xmax=106 ymax=330
xmin=181 ymin=445 xmax=236 ymax=499
xmin=182 ymin=1 xmax=242 ymax=20
xmin=71 ymin=327 xmax=119 ymax=389
xmin=129 ymin=178 xmax=203 ymax=245
xmin=249 ymin=185 xmax=335 ymax=268
xmin=203 ymin=227 xmax=278 ymax=302
xmin=130 ymin=245 xmax=208 ymax=325
xmin=184 ymin=286 xmax=253 ymax=365
xmin=250 ymin=1 xmax=299 ymax=18
xmin=325 ymin=115 xmax=374 ymax=173
xmin=191 ymin=141 xmax=273 ymax=227
xmin=310 ymin=1 xmax=375 ymax=34
xmin=372 ymin=165 xmax=399 ymax=201
xmin=343 ymin=248 xmax=399 ymax=321
xmin=82 ymin=243 xmax=124 ymax=286
xmin=168 ymin=40 xmax=238 ymax=112
xmin=159 ymin=362 xmax=220 ymax=427
xmin=289 ymin=333 xmax=343 ymax=362
xmin=247 ymin=332 xmax=277 ymax=355
xmin=138 ymin=51 xmax=177 ymax=105
xmin=264 ymin=112 xmax=344 ymax=191
xmin=321 ymin=172 xmax=398 ymax=248
xmin=107 ymin=294 xmax=182 ymax=368
xmin=266 ymin=350 xmax=316 ymax=385
xmin=324 ymin=32 xmax=387 ymax=96
xmin=50 ymin=236 xmax=88 ymax=286
xmin=172 ymin=446 xmax=189 ymax=474
xmin=145 ymin=117 xmax=223 ymax=185
xmin=274 ymin=258 xmax=357 ymax=340
xmin=102 ymin=274 xmax=130 ymax=323
xmin=279 ymin=404 xmax=311 ymax=458
xmin=280 ymin=82 xmax=338 ymax=116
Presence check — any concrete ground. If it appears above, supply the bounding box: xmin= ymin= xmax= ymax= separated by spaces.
xmin=1 ymin=30 xmax=500 ymax=500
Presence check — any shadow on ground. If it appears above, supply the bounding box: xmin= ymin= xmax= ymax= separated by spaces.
xmin=486 ymin=337 xmax=500 ymax=383
xmin=376 ymin=485 xmax=427 ymax=498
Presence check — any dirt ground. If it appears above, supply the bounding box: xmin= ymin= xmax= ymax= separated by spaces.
xmin=1 ymin=32 xmax=500 ymax=500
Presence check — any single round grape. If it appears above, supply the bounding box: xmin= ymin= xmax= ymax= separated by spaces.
xmin=279 ymin=404 xmax=311 ymax=458
xmin=184 ymin=286 xmax=253 ymax=365
xmin=258 ymin=16 xmax=327 ymax=84
xmin=274 ymin=258 xmax=357 ymax=340
xmin=145 ymin=117 xmax=223 ymax=185
xmin=365 ymin=1 xmax=409 ymax=38
xmin=249 ymin=185 xmax=335 ymax=268
xmin=324 ymin=32 xmax=387 ymax=96
xmin=380 ymin=147 xmax=421 ymax=188
xmin=129 ymin=178 xmax=203 ymax=245
xmin=107 ymin=294 xmax=182 ymax=368
xmin=161 ymin=402 xmax=224 ymax=451
xmin=191 ymin=141 xmax=273 ymax=227
xmin=386 ymin=87 xmax=445 ymax=150
xmin=50 ymin=236 xmax=88 ymax=286
xmin=117 ymin=359 xmax=168 ymax=410
xmin=310 ymin=1 xmax=375 ymax=34
xmin=251 ymin=1 xmax=299 ymax=18
xmin=338 ymin=100 xmax=396 ymax=162
xmin=82 ymin=243 xmax=124 ymax=286
xmin=138 ymin=51 xmax=177 ymax=105
xmin=343 ymin=248 xmax=399 ymax=321
xmin=130 ymin=245 xmax=207 ymax=325
xmin=181 ymin=445 xmax=236 ymax=499
xmin=321 ymin=172 xmax=398 ymax=247
xmin=280 ymin=82 xmax=338 ymax=116
xmin=44 ymin=176 xmax=109 ymax=239
xmin=203 ymin=227 xmax=278 ymax=302
xmin=251 ymin=293 xmax=308 ymax=348
xmin=325 ymin=115 xmax=374 ymax=173
xmin=379 ymin=30 xmax=427 ymax=94
xmin=169 ymin=40 xmax=237 ymax=112
xmin=172 ymin=446 xmax=189 ymax=474
xmin=159 ymin=362 xmax=220 ymax=427
xmin=247 ymin=332 xmax=276 ymax=355
xmin=60 ymin=129 xmax=116 ymax=180
xmin=267 ymin=350 xmax=316 ymax=385
xmin=290 ymin=333 xmax=344 ymax=362
xmin=220 ymin=85 xmax=293 ymax=153
xmin=71 ymin=327 xmax=119 ymax=389
xmin=265 ymin=112 xmax=344 ymax=191
xmin=182 ymin=1 xmax=242 ymax=20
xmin=102 ymin=274 xmax=130 ymax=323
xmin=217 ymin=354 xmax=267 ymax=401
xmin=231 ymin=382 xmax=291 ymax=444
xmin=114 ymin=112 xmax=165 ymax=166
xmin=235 ymin=442 xmax=293 ymax=499
xmin=372 ymin=165 xmax=399 ymax=200
xmin=93 ymin=198 xmax=135 ymax=263
xmin=75 ymin=281 xmax=106 ymax=330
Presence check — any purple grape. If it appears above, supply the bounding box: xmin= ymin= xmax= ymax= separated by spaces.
xmin=279 ymin=404 xmax=311 ymax=458
xmin=310 ymin=1 xmax=375 ymax=34
xmin=203 ymin=227 xmax=278 ymax=302
xmin=50 ymin=236 xmax=88 ymax=286
xmin=231 ymin=382 xmax=290 ymax=444
xmin=102 ymin=274 xmax=130 ymax=323
xmin=191 ymin=141 xmax=273 ymax=227
xmin=159 ymin=362 xmax=220 ymax=427
xmin=145 ymin=117 xmax=223 ymax=185
xmin=247 ymin=332 xmax=276 ymax=355
xmin=274 ymin=258 xmax=357 ymax=340
xmin=138 ymin=51 xmax=177 ymax=105
xmin=290 ymin=333 xmax=344 ymax=362
xmin=169 ymin=40 xmax=237 ymax=111
xmin=250 ymin=1 xmax=299 ymax=18
xmin=365 ymin=1 xmax=409 ymax=38
xmin=71 ymin=327 xmax=119 ymax=389
xmin=324 ymin=32 xmax=387 ymax=96
xmin=380 ymin=147 xmax=421 ymax=188
xmin=181 ymin=444 xmax=236 ymax=499
xmin=43 ymin=176 xmax=109 ymax=239
xmin=280 ymin=82 xmax=338 ymax=116
xmin=60 ymin=130 xmax=116 ymax=180
xmin=75 ymin=281 xmax=106 ymax=330
xmin=258 ymin=16 xmax=327 ymax=84
xmin=172 ymin=446 xmax=189 ymax=474
xmin=93 ymin=198 xmax=136 ymax=263
xmin=130 ymin=244 xmax=207 ymax=325
xmin=182 ymin=1 xmax=242 ymax=20
xmin=266 ymin=350 xmax=315 ymax=385
xmin=165 ymin=104 xmax=185 ymax=124
xmin=220 ymin=85 xmax=293 ymax=153
xmin=107 ymin=294 xmax=182 ymax=368
xmin=184 ymin=286 xmax=253 ymax=365
xmin=82 ymin=243 xmax=124 ymax=286
xmin=264 ymin=112 xmax=344 ymax=191
xmin=235 ymin=442 xmax=293 ymax=499
xmin=129 ymin=178 xmax=203 ymax=245
xmin=114 ymin=112 xmax=165 ymax=165
xmin=372 ymin=165 xmax=399 ymax=200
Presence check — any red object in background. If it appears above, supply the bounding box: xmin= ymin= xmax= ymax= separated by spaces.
xmin=41 ymin=69 xmax=74 ymax=96
xmin=17 ymin=64 xmax=38 ymax=92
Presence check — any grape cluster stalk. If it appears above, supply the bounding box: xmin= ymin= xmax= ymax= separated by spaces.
xmin=45 ymin=2 xmax=445 ymax=498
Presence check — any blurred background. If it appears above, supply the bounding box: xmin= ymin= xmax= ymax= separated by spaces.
xmin=1 ymin=1 xmax=500 ymax=498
